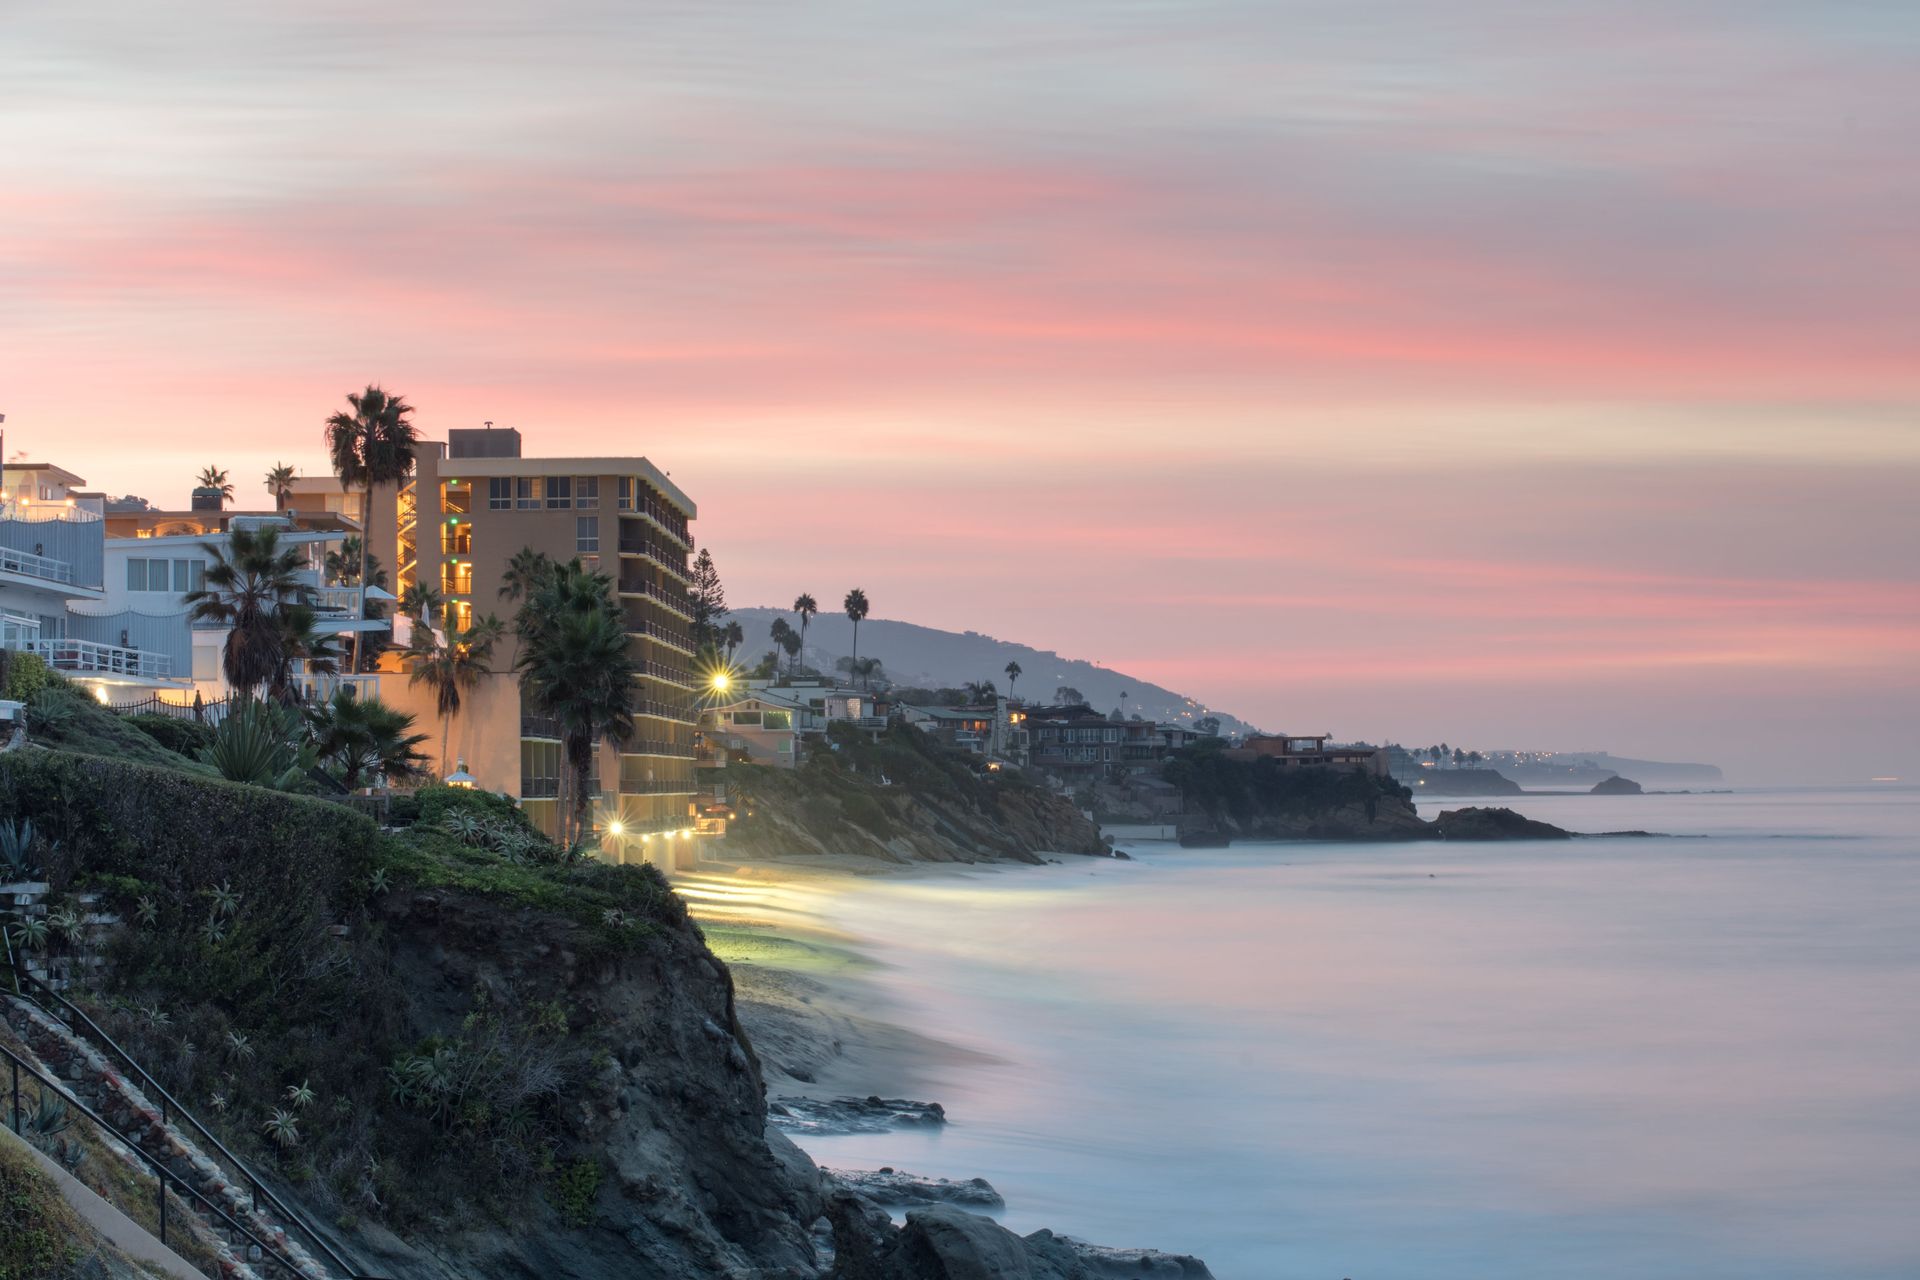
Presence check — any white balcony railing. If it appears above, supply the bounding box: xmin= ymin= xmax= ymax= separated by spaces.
xmin=28 ymin=638 xmax=172 ymax=678
xmin=0 ymin=546 xmax=76 ymax=584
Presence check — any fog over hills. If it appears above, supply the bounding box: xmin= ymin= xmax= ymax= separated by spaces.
xmin=728 ymin=606 xmax=1256 ymax=735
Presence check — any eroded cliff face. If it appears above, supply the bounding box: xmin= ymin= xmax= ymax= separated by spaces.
xmin=1209 ymin=790 xmax=1435 ymax=841
xmin=719 ymin=764 xmax=1109 ymax=863
xmin=328 ymin=889 xmax=824 ymax=1280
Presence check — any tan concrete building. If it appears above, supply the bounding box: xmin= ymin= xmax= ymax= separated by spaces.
xmin=371 ymin=426 xmax=700 ymax=842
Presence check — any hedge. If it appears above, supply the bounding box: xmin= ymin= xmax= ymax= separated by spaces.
xmin=0 ymin=749 xmax=378 ymax=919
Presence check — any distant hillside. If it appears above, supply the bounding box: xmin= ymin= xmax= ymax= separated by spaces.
xmin=1484 ymin=750 xmax=1723 ymax=786
xmin=727 ymin=606 xmax=1256 ymax=735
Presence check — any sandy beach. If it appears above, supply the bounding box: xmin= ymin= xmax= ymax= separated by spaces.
xmin=681 ymin=854 xmax=1012 ymax=1102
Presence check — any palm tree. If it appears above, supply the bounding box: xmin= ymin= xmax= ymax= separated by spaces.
xmin=843 ymin=588 xmax=869 ymax=683
xmin=325 ymin=537 xmax=388 ymax=589
xmin=516 ymin=561 xmax=636 ymax=847
xmin=768 ymin=617 xmax=794 ymax=665
xmin=407 ymin=613 xmax=505 ymax=774
xmin=264 ymin=463 xmax=296 ymax=511
xmin=183 ymin=526 xmax=313 ymax=703
xmin=324 ymin=385 xmax=419 ymax=675
xmin=196 ymin=465 xmax=234 ymax=507
xmin=792 ymin=593 xmax=818 ymax=672
xmin=722 ymin=619 xmax=745 ymax=661
xmin=498 ymin=547 xmax=554 ymax=602
xmin=267 ymin=602 xmax=342 ymax=703
xmin=964 ymin=680 xmax=996 ymax=703
xmin=1003 ymin=661 xmax=1022 ymax=701
xmin=400 ymin=581 xmax=444 ymax=623
xmin=306 ymin=690 xmax=430 ymax=791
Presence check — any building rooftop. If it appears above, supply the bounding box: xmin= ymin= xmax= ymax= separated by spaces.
xmin=429 ymin=453 xmax=695 ymax=518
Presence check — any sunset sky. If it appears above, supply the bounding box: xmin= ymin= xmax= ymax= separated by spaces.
xmin=4 ymin=2 xmax=1916 ymax=781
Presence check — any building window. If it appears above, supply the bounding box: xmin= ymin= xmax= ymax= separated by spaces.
xmin=442 ymin=600 xmax=473 ymax=634
xmin=442 ymin=561 xmax=474 ymax=595
xmin=545 ymin=476 xmax=572 ymax=509
xmin=440 ymin=482 xmax=471 ymax=515
xmin=516 ymin=477 xmax=542 ymax=509
xmin=488 ymin=478 xmax=512 ymax=510
xmin=126 ymin=558 xmax=204 ymax=592
xmin=441 ymin=521 xmax=471 ymax=555
xmin=576 ymin=516 xmax=600 ymax=554
xmin=617 ymin=477 xmax=634 ymax=511
xmin=575 ymin=476 xmax=599 ymax=509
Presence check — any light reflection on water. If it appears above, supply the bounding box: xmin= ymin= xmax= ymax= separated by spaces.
xmin=789 ymin=788 xmax=1920 ymax=1279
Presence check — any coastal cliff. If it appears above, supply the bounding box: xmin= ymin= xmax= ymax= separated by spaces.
xmin=717 ymin=724 xmax=1109 ymax=863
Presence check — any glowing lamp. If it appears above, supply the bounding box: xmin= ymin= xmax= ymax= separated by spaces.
xmin=444 ymin=759 xmax=477 ymax=789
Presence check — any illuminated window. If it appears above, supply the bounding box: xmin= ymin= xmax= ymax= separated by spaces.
xmin=441 ymin=522 xmax=471 ymax=555
xmin=442 ymin=600 xmax=473 ymax=634
xmin=439 ymin=482 xmax=471 ymax=515
xmin=516 ymin=477 xmax=542 ymax=509
xmin=441 ymin=561 xmax=473 ymax=595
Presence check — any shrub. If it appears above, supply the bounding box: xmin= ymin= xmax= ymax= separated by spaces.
xmin=2 ymin=649 xmax=54 ymax=701
xmin=0 ymin=750 xmax=378 ymax=915
xmin=553 ymin=1158 xmax=602 ymax=1227
xmin=124 ymin=713 xmax=216 ymax=757
xmin=413 ymin=784 xmax=532 ymax=831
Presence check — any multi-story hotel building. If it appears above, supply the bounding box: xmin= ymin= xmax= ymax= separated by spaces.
xmin=370 ymin=425 xmax=700 ymax=840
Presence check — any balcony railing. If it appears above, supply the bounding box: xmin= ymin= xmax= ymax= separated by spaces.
xmin=621 ymin=740 xmax=696 ymax=759
xmin=617 ymin=778 xmax=697 ymax=796
xmin=521 ymin=714 xmax=562 ymax=739
xmin=637 ymin=660 xmax=694 ymax=689
xmin=0 ymin=545 xmax=76 ymax=584
xmin=28 ymin=638 xmax=172 ymax=678
xmin=618 ymin=579 xmax=694 ymax=618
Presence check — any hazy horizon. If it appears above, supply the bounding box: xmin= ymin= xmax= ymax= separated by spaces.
xmin=4 ymin=2 xmax=1915 ymax=784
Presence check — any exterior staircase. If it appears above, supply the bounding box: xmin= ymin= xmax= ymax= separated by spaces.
xmin=3 ymin=974 xmax=384 ymax=1279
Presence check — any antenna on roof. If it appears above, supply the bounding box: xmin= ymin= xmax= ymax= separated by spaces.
xmin=483 ymin=420 xmax=494 ymax=430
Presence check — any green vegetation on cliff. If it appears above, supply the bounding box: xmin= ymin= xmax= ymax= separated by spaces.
xmin=719 ymin=721 xmax=1107 ymax=861
xmin=0 ymin=749 xmax=811 ymax=1275
xmin=1164 ymin=742 xmax=1429 ymax=839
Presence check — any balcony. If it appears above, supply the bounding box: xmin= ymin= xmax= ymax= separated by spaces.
xmin=29 ymin=638 xmax=172 ymax=679
xmin=617 ymin=578 xmax=694 ymax=619
xmin=521 ymin=714 xmax=562 ymax=740
xmin=617 ymin=778 xmax=697 ymax=796
xmin=440 ymin=523 xmax=472 ymax=555
xmin=0 ymin=546 xmax=76 ymax=585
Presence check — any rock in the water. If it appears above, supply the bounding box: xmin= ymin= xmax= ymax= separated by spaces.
xmin=826 ymin=1167 xmax=1004 ymax=1208
xmin=1590 ymin=774 xmax=1644 ymax=795
xmin=823 ymin=1200 xmax=1215 ymax=1280
xmin=1433 ymin=806 xmax=1573 ymax=840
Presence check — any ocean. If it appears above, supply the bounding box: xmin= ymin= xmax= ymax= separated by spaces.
xmin=788 ymin=787 xmax=1920 ymax=1279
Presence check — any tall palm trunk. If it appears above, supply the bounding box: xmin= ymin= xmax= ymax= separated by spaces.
xmin=351 ymin=477 xmax=373 ymax=674
xmin=797 ymin=617 xmax=809 ymax=671
xmin=441 ymin=711 xmax=452 ymax=777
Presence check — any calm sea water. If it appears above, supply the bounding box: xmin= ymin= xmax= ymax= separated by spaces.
xmin=790 ymin=788 xmax=1920 ymax=1279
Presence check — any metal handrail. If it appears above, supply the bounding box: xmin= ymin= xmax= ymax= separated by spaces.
xmin=11 ymin=971 xmax=385 ymax=1280
xmin=3 ymin=1039 xmax=312 ymax=1279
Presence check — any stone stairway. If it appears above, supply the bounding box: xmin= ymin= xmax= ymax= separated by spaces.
xmin=4 ymin=994 xmax=335 ymax=1280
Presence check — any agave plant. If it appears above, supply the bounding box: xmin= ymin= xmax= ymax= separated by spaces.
xmin=262 ymin=1108 xmax=302 ymax=1148
xmin=226 ymin=1031 xmax=255 ymax=1061
xmin=208 ymin=881 xmax=242 ymax=918
xmin=285 ymin=1079 xmax=316 ymax=1110
xmin=367 ymin=867 xmax=392 ymax=895
xmin=199 ymin=699 xmax=313 ymax=789
xmin=46 ymin=906 xmax=84 ymax=948
xmin=0 ymin=818 xmax=42 ymax=881
xmin=441 ymin=811 xmax=486 ymax=845
xmin=23 ymin=1092 xmax=84 ymax=1170
xmin=25 ymin=685 xmax=77 ymax=733
xmin=9 ymin=916 xmax=50 ymax=951
xmin=134 ymin=896 xmax=159 ymax=926
xmin=199 ymin=915 xmax=229 ymax=947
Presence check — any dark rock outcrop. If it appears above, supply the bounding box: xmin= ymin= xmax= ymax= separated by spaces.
xmin=1408 ymin=767 xmax=1523 ymax=797
xmin=1434 ymin=807 xmax=1574 ymax=840
xmin=772 ymin=1095 xmax=948 ymax=1136
xmin=826 ymin=1198 xmax=1215 ymax=1280
xmin=826 ymin=1167 xmax=1004 ymax=1208
xmin=1590 ymin=775 xmax=1644 ymax=795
